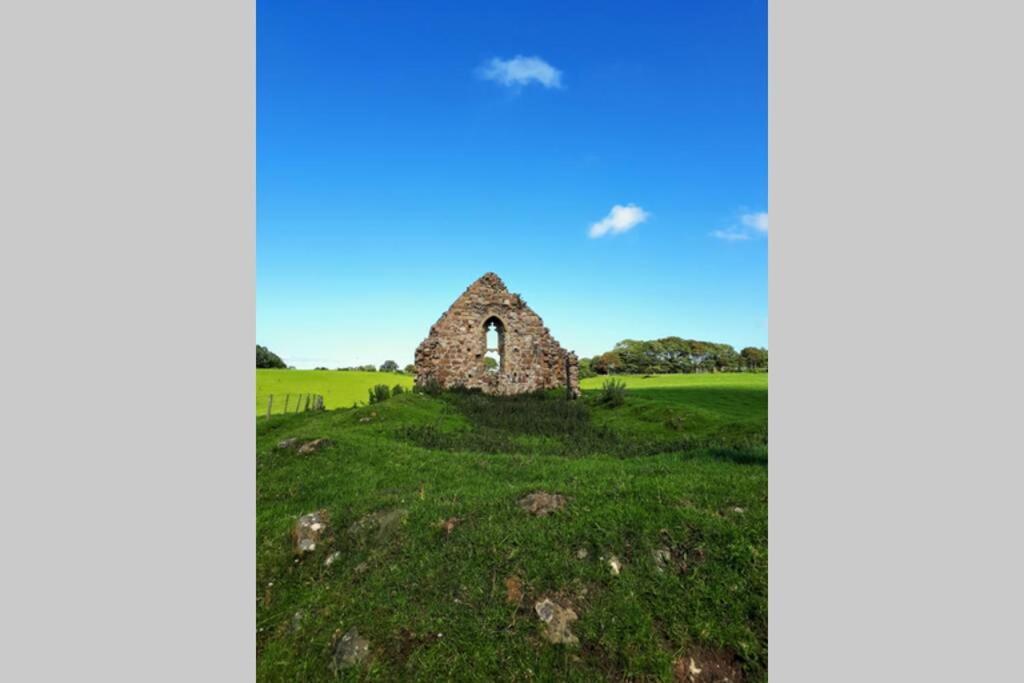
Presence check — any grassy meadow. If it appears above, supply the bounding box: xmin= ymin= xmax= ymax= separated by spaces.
xmin=257 ymin=369 xmax=414 ymax=415
xmin=256 ymin=372 xmax=767 ymax=681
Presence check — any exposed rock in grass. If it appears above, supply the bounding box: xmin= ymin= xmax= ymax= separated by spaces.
xmin=505 ymin=576 xmax=523 ymax=605
xmin=276 ymin=437 xmax=333 ymax=454
xmin=653 ymin=548 xmax=672 ymax=573
xmin=292 ymin=510 xmax=328 ymax=555
xmin=575 ymin=548 xmax=589 ymax=560
xmin=290 ymin=610 xmax=305 ymax=634
xmin=348 ymin=508 xmax=408 ymax=541
xmin=534 ymin=598 xmax=579 ymax=646
xmin=673 ymin=646 xmax=745 ymax=682
xmin=324 ymin=551 xmax=341 ymax=567
xmin=330 ymin=627 xmax=370 ymax=672
xmin=517 ymin=491 xmax=567 ymax=516
xmin=358 ymin=417 xmax=373 ymax=423
xmin=607 ymin=555 xmax=622 ymax=576
xmin=354 ymin=561 xmax=370 ymax=575
xmin=440 ymin=516 xmax=461 ymax=537
xmin=297 ymin=438 xmax=333 ymax=455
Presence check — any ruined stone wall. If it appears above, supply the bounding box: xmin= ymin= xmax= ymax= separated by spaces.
xmin=414 ymin=273 xmax=580 ymax=397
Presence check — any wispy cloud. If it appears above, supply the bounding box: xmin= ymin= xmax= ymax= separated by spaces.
xmin=711 ymin=209 xmax=767 ymax=241
xmin=588 ymin=204 xmax=650 ymax=238
xmin=711 ymin=228 xmax=750 ymax=242
xmin=477 ymin=55 xmax=563 ymax=89
xmin=741 ymin=211 xmax=768 ymax=232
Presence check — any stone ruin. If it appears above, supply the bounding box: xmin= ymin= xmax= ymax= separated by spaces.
xmin=414 ymin=273 xmax=580 ymax=398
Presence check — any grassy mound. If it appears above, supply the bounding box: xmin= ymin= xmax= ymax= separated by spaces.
xmin=257 ymin=375 xmax=767 ymax=681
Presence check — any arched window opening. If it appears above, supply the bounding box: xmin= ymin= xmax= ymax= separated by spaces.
xmin=484 ymin=317 xmax=504 ymax=374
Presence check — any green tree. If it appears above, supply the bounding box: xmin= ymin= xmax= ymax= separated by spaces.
xmin=256 ymin=345 xmax=286 ymax=369
xmin=404 ymin=364 xmax=416 ymax=374
xmin=740 ymin=347 xmax=768 ymax=371
xmin=380 ymin=360 xmax=399 ymax=373
xmin=715 ymin=345 xmax=741 ymax=372
xmin=591 ymin=351 xmax=623 ymax=375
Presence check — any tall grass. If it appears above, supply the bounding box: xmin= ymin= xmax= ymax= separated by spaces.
xmin=598 ymin=378 xmax=627 ymax=407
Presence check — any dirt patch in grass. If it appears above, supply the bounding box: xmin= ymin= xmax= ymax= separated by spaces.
xmin=517 ymin=491 xmax=567 ymax=516
xmin=673 ymin=645 xmax=745 ymax=682
xmin=505 ymin=576 xmax=524 ymax=605
xmin=659 ymin=527 xmax=707 ymax=575
xmin=392 ymin=628 xmax=443 ymax=663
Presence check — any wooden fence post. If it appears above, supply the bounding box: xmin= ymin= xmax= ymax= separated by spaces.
xmin=267 ymin=395 xmax=273 ymax=419
xmin=284 ymin=394 xmax=290 ymax=413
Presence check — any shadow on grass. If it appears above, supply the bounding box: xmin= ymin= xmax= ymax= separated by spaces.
xmin=391 ymin=389 xmax=767 ymax=463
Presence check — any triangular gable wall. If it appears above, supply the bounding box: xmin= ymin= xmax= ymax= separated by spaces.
xmin=414 ymin=273 xmax=580 ymax=397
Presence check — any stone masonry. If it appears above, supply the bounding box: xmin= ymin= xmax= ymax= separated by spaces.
xmin=414 ymin=273 xmax=580 ymax=397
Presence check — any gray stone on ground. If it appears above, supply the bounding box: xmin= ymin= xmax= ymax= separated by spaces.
xmin=297 ymin=438 xmax=333 ymax=455
xmin=534 ymin=598 xmax=579 ymax=646
xmin=348 ymin=508 xmax=408 ymax=541
xmin=575 ymin=548 xmax=589 ymax=560
xmin=276 ymin=437 xmax=333 ymax=454
xmin=517 ymin=491 xmax=567 ymax=516
xmin=653 ymin=547 xmax=672 ymax=572
xmin=330 ymin=627 xmax=370 ymax=671
xmin=290 ymin=610 xmax=305 ymax=633
xmin=292 ymin=510 xmax=328 ymax=555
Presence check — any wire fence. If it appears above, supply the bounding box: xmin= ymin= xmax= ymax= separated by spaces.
xmin=261 ymin=393 xmax=325 ymax=418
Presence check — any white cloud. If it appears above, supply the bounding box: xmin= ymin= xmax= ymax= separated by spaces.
xmin=711 ymin=228 xmax=751 ymax=242
xmin=711 ymin=210 xmax=767 ymax=241
xmin=741 ymin=211 xmax=768 ymax=232
xmin=588 ymin=204 xmax=650 ymax=238
xmin=477 ymin=55 xmax=563 ymax=89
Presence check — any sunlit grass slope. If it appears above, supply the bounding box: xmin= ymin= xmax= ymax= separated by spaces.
xmin=257 ymin=369 xmax=414 ymax=415
xmin=257 ymin=373 xmax=768 ymax=681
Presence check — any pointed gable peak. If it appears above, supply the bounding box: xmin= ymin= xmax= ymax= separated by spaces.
xmin=469 ymin=272 xmax=509 ymax=293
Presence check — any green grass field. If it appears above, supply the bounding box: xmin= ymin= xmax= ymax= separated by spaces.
xmin=257 ymin=370 xmax=414 ymax=415
xmin=257 ymin=373 xmax=767 ymax=681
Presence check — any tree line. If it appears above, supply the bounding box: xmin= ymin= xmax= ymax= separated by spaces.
xmin=325 ymin=361 xmax=415 ymax=373
xmin=258 ymin=346 xmax=413 ymax=374
xmin=260 ymin=339 xmax=767 ymax=378
xmin=578 ymin=338 xmax=767 ymax=377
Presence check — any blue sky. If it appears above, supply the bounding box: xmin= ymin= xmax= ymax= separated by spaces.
xmin=258 ymin=1 xmax=766 ymax=368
